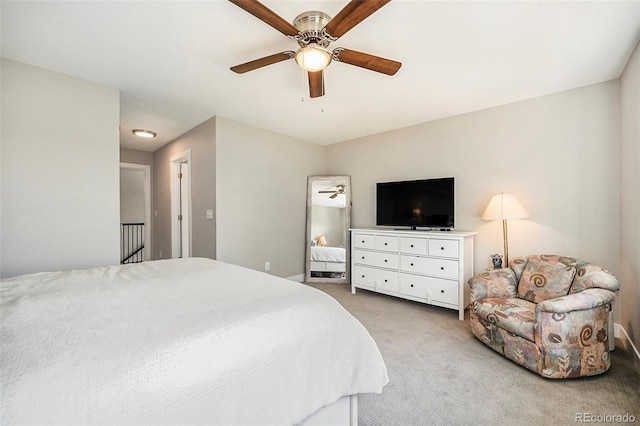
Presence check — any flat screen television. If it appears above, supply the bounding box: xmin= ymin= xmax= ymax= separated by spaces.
xmin=376 ymin=177 xmax=454 ymax=230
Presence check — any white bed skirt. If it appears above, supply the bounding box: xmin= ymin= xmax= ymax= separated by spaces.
xmin=300 ymin=395 xmax=357 ymax=426
xmin=311 ymin=260 xmax=346 ymax=272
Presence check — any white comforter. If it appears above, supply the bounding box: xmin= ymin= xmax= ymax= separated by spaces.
xmin=0 ymin=258 xmax=388 ymax=425
xmin=310 ymin=246 xmax=346 ymax=263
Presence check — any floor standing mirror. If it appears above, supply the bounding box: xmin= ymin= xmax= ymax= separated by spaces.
xmin=305 ymin=176 xmax=351 ymax=284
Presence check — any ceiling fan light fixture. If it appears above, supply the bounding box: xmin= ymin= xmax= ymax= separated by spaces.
xmin=132 ymin=129 xmax=157 ymax=138
xmin=295 ymin=44 xmax=332 ymax=72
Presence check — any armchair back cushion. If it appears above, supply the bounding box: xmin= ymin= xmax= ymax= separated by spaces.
xmin=515 ymin=255 xmax=577 ymax=303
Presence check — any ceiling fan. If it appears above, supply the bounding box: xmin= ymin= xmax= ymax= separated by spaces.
xmin=319 ymin=184 xmax=346 ymax=199
xmin=228 ymin=0 xmax=402 ymax=98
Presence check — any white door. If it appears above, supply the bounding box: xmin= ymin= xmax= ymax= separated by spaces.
xmin=171 ymin=150 xmax=192 ymax=258
xmin=179 ymin=162 xmax=190 ymax=258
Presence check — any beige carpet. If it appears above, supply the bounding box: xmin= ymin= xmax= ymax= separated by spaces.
xmin=306 ymin=283 xmax=640 ymax=426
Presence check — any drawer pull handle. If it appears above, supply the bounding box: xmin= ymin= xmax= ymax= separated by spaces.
xmin=441 ymin=290 xmax=445 ymax=293
xmin=384 ymin=259 xmax=388 ymax=263
xmin=410 ymin=244 xmax=414 ymax=247
xmin=361 ymin=240 xmax=365 ymax=243
xmin=440 ymin=267 xmax=444 ymax=270
xmin=441 ymin=247 xmax=445 ymax=250
xmin=384 ymin=279 xmax=388 ymax=283
xmin=362 ymin=275 xmax=365 ymax=278
xmin=410 ymin=284 xmax=414 ymax=287
xmin=410 ymin=263 xmax=414 ymax=266
xmin=385 ymin=243 xmax=388 ymax=246
xmin=362 ymin=256 xmax=365 ymax=259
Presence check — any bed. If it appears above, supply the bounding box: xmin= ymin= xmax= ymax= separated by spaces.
xmin=0 ymin=257 xmax=388 ymax=425
xmin=310 ymin=246 xmax=347 ymax=276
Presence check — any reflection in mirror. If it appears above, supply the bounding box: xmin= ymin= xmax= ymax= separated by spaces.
xmin=305 ymin=176 xmax=351 ymax=283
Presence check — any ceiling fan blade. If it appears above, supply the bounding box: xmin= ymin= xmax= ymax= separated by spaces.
xmin=334 ymin=48 xmax=401 ymax=76
xmin=228 ymin=0 xmax=299 ymax=36
xmin=230 ymin=51 xmax=294 ymax=74
xmin=323 ymin=0 xmax=391 ymax=39
xmin=308 ymin=70 xmax=325 ymax=98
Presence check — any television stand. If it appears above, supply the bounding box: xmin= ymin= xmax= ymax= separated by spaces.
xmin=396 ymin=227 xmax=452 ymax=232
xmin=350 ymin=228 xmax=476 ymax=320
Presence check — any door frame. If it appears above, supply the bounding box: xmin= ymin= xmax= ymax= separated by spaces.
xmin=120 ymin=162 xmax=152 ymax=261
xmin=170 ymin=150 xmax=192 ymax=258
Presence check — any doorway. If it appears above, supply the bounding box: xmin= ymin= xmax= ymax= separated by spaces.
xmin=120 ymin=162 xmax=151 ymax=262
xmin=171 ymin=150 xmax=192 ymax=258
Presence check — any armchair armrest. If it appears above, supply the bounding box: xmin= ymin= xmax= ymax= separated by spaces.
xmin=537 ymin=288 xmax=616 ymax=314
xmin=468 ymin=268 xmax=518 ymax=303
xmin=535 ymin=288 xmax=615 ymax=378
xmin=571 ymin=262 xmax=620 ymax=293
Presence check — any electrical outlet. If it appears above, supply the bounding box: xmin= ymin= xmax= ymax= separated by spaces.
xmin=265 ymin=261 xmax=271 ymax=271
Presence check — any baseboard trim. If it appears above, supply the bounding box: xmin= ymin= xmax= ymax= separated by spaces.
xmin=614 ymin=323 xmax=640 ymax=376
xmin=287 ymin=274 xmax=304 ymax=282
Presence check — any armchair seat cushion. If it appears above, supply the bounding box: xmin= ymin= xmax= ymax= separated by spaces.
xmin=473 ymin=297 xmax=536 ymax=341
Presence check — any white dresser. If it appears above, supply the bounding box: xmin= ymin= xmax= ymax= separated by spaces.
xmin=350 ymin=228 xmax=476 ymax=320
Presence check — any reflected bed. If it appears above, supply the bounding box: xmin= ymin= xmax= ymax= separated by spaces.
xmin=310 ymin=246 xmax=346 ymax=276
xmin=0 ymin=258 xmax=387 ymax=425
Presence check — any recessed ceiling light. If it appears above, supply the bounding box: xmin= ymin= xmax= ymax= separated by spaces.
xmin=132 ymin=129 xmax=157 ymax=138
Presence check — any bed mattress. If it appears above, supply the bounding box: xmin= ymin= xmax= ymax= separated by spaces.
xmin=0 ymin=258 xmax=388 ymax=425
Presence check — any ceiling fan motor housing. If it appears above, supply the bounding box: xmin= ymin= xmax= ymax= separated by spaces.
xmin=293 ymin=11 xmax=332 ymax=47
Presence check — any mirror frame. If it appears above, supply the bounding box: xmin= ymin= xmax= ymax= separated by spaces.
xmin=304 ymin=175 xmax=351 ymax=284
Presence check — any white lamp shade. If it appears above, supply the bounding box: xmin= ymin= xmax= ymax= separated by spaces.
xmin=295 ymin=44 xmax=332 ymax=72
xmin=482 ymin=193 xmax=530 ymax=221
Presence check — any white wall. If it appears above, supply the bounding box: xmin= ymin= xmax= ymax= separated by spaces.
xmin=121 ymin=148 xmax=153 ymax=168
xmin=620 ymin=40 xmax=640 ymax=360
xmin=153 ymin=116 xmax=216 ymax=260
xmin=120 ymin=168 xmax=145 ymax=223
xmin=216 ymin=117 xmax=325 ymax=278
xmin=1 ymin=59 xmax=120 ymax=277
xmin=326 ymin=81 xmax=621 ymax=283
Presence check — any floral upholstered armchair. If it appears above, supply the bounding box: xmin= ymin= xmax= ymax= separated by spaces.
xmin=468 ymin=255 xmax=620 ymax=379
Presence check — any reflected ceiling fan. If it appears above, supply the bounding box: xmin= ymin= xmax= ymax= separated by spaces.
xmin=319 ymin=184 xmax=345 ymax=199
xmin=229 ymin=0 xmax=402 ymax=98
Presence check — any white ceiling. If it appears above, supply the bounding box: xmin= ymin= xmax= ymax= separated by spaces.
xmin=2 ymin=1 xmax=639 ymax=152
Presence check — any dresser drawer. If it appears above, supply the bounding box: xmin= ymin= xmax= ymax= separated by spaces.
xmin=400 ymin=273 xmax=459 ymax=305
xmin=400 ymin=237 xmax=427 ymax=255
xmin=400 ymin=255 xmax=459 ymax=279
xmin=428 ymin=238 xmax=459 ymax=258
xmin=353 ymin=265 xmax=399 ymax=293
xmin=375 ymin=235 xmax=399 ymax=252
xmin=354 ymin=249 xmax=399 ymax=269
xmin=352 ymin=233 xmax=375 ymax=250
